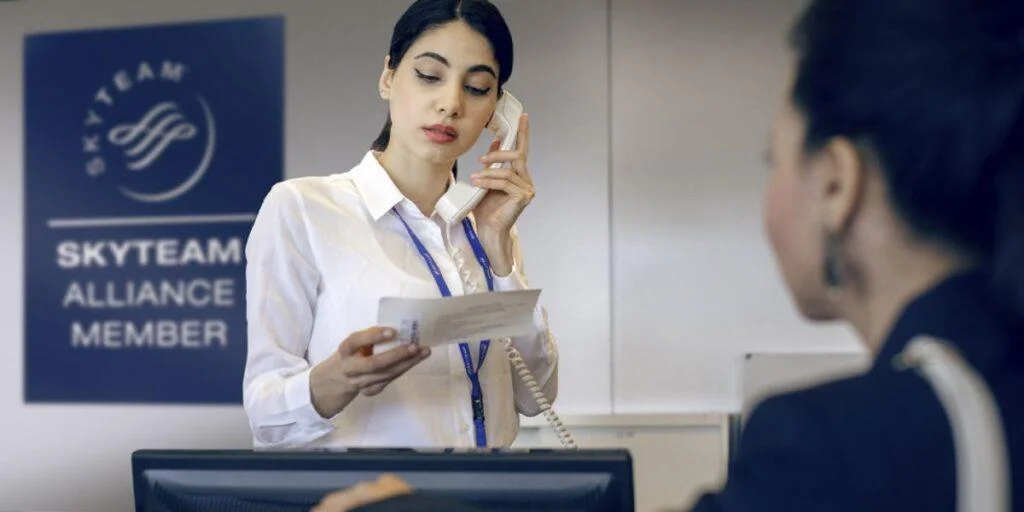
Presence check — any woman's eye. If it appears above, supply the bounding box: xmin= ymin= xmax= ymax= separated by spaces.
xmin=415 ymin=70 xmax=439 ymax=83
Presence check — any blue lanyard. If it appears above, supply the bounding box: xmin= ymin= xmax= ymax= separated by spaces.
xmin=391 ymin=207 xmax=494 ymax=447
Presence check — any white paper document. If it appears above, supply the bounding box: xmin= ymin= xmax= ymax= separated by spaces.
xmin=376 ymin=289 xmax=541 ymax=348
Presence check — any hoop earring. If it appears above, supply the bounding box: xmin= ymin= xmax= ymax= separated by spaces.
xmin=823 ymin=230 xmax=844 ymax=292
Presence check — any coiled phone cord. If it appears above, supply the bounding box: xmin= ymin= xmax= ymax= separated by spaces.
xmin=456 ymin=247 xmax=577 ymax=450
xmin=502 ymin=338 xmax=578 ymax=449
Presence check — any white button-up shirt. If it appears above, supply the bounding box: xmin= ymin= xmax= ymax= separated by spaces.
xmin=242 ymin=150 xmax=558 ymax=449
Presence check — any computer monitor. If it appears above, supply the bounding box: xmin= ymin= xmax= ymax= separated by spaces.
xmin=132 ymin=448 xmax=635 ymax=512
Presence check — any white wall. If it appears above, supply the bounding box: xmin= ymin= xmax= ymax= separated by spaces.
xmin=609 ymin=0 xmax=863 ymax=414
xmin=0 ymin=0 xmax=872 ymax=511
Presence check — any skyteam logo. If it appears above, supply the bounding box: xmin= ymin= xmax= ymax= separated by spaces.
xmin=83 ymin=61 xmax=216 ymax=203
xmin=24 ymin=16 xmax=284 ymax=404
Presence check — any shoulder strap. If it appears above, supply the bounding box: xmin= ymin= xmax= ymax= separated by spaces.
xmin=895 ymin=335 xmax=1010 ymax=511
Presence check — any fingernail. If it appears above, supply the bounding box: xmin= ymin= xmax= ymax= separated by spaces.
xmin=382 ymin=328 xmax=394 ymax=338
xmin=407 ymin=345 xmax=419 ymax=355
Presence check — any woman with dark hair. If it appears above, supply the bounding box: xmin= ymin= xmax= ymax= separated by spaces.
xmin=243 ymin=0 xmax=558 ymax=450
xmin=688 ymin=0 xmax=1023 ymax=509
xmin=314 ymin=0 xmax=1023 ymax=509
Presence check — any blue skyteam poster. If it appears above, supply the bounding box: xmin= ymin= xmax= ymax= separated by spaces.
xmin=24 ymin=17 xmax=284 ymax=403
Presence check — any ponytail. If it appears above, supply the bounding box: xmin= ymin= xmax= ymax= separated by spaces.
xmin=369 ymin=113 xmax=459 ymax=178
xmin=371 ymin=113 xmax=392 ymax=152
xmin=986 ymin=93 xmax=1024 ymax=328
xmin=992 ymin=167 xmax=1024 ymax=326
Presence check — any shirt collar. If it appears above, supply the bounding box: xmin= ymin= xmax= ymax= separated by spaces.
xmin=350 ymin=150 xmax=407 ymax=221
xmin=350 ymin=150 xmax=456 ymax=222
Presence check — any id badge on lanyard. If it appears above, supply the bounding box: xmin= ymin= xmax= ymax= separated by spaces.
xmin=392 ymin=208 xmax=495 ymax=447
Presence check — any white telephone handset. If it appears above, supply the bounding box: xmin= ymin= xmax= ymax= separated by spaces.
xmin=435 ymin=91 xmax=524 ymax=227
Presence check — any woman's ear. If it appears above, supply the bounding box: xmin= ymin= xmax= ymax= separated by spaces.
xmin=378 ymin=55 xmax=393 ymax=100
xmin=817 ymin=136 xmax=866 ymax=233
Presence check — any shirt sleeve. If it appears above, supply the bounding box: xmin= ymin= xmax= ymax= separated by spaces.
xmin=491 ymin=226 xmax=559 ymax=417
xmin=242 ymin=181 xmax=336 ymax=447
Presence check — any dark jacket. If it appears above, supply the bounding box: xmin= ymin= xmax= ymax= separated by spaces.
xmin=691 ymin=270 xmax=1023 ymax=511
